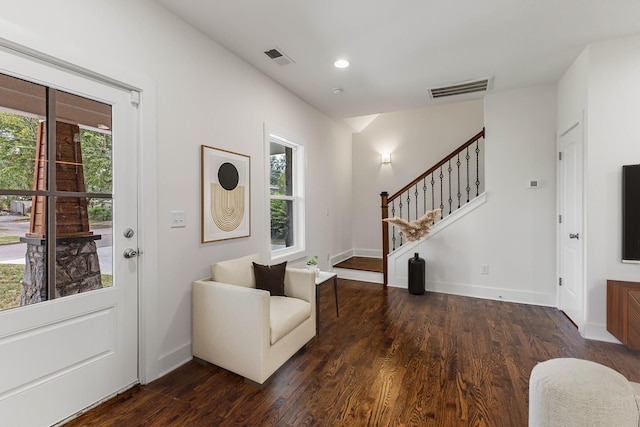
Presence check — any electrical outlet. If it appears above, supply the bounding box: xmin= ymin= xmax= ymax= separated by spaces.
xmin=481 ymin=264 xmax=489 ymax=275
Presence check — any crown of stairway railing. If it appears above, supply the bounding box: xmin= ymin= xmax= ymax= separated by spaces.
xmin=380 ymin=128 xmax=485 ymax=285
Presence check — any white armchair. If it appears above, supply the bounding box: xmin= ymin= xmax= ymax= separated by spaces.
xmin=192 ymin=253 xmax=316 ymax=385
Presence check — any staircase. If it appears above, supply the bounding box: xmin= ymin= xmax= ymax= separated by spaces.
xmin=380 ymin=128 xmax=485 ymax=285
xmin=333 ymin=257 xmax=384 ymax=284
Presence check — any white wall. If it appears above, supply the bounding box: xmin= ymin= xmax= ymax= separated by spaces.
xmin=388 ymin=86 xmax=558 ymax=305
xmin=0 ymin=0 xmax=353 ymax=381
xmin=585 ymin=36 xmax=640 ymax=339
xmin=482 ymin=86 xmax=558 ymax=304
xmin=557 ymin=35 xmax=640 ymax=341
xmin=351 ymin=100 xmax=484 ymax=254
xmin=557 ymin=49 xmax=588 ymax=133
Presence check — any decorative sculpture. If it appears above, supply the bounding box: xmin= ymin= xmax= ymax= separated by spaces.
xmin=383 ymin=208 xmax=442 ymax=242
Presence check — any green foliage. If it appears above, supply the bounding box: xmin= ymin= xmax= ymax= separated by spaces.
xmin=81 ymin=129 xmax=112 ymax=194
xmin=0 ymin=236 xmax=20 ymax=245
xmin=271 ymin=199 xmax=288 ymax=242
xmin=101 ymin=274 xmax=113 ymax=287
xmin=0 ymin=113 xmax=113 ymax=210
xmin=270 ymin=154 xmax=287 ymax=195
xmin=88 ymin=206 xmax=112 ymax=221
xmin=0 ymin=112 xmax=38 ymax=192
xmin=0 ymin=264 xmax=22 ymax=311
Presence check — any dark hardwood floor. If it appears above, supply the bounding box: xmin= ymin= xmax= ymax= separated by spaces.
xmin=66 ymin=279 xmax=639 ymax=426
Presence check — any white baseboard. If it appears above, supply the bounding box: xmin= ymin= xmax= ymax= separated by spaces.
xmin=157 ymin=342 xmax=192 ymax=379
xmin=330 ymin=249 xmax=353 ymax=266
xmin=582 ymin=323 xmax=622 ymax=344
xmin=353 ymin=248 xmax=383 ymax=258
xmin=387 ymin=279 xmax=556 ymax=307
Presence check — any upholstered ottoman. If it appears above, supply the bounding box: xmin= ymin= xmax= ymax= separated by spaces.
xmin=529 ymin=358 xmax=640 ymax=427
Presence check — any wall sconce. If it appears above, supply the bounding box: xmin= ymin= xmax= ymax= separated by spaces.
xmin=381 ymin=153 xmax=391 ymax=164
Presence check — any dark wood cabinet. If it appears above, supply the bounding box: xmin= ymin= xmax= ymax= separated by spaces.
xmin=607 ymin=279 xmax=640 ymax=350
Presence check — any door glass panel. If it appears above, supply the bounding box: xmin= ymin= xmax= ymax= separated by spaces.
xmin=55 ymin=89 xmax=113 ymax=295
xmin=88 ymin=197 xmax=112 ymax=285
xmin=0 ymin=74 xmax=45 ymax=311
xmin=0 ymin=71 xmax=113 ymax=312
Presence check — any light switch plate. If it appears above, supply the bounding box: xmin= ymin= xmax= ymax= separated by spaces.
xmin=170 ymin=211 xmax=186 ymax=228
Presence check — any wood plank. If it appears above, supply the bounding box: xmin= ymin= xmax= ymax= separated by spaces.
xmin=66 ymin=279 xmax=640 ymax=426
xmin=334 ymin=256 xmax=383 ymax=273
xmin=628 ymin=290 xmax=640 ymax=350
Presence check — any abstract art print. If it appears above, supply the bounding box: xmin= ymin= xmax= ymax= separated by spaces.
xmin=201 ymin=145 xmax=251 ymax=243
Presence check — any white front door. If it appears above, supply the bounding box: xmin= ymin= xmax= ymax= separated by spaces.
xmin=558 ymin=122 xmax=584 ymax=329
xmin=0 ymin=49 xmax=139 ymax=425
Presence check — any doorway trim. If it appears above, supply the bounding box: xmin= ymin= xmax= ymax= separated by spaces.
xmin=556 ymin=117 xmax=587 ymax=334
xmin=0 ymin=19 xmax=160 ymax=384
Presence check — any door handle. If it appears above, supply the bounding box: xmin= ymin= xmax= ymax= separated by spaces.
xmin=123 ymin=248 xmax=138 ymax=259
xmin=569 ymin=233 xmax=580 ymax=240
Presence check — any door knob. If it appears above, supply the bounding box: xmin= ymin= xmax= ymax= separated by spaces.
xmin=123 ymin=248 xmax=138 ymax=259
xmin=569 ymin=233 xmax=580 ymax=240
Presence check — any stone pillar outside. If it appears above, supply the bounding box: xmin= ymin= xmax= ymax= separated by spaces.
xmin=20 ymin=235 xmax=102 ymax=305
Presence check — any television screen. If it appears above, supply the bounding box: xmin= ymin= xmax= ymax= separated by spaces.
xmin=622 ymin=164 xmax=640 ymax=261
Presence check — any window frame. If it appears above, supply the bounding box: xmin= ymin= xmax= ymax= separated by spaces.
xmin=265 ymin=125 xmax=305 ymax=262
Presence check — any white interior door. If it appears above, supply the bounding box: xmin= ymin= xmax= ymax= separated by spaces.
xmin=558 ymin=122 xmax=584 ymax=329
xmin=0 ymin=49 xmax=139 ymax=425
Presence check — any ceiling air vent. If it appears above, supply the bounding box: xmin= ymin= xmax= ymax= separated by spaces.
xmin=264 ymin=47 xmax=295 ymax=66
xmin=427 ymin=77 xmax=493 ymax=99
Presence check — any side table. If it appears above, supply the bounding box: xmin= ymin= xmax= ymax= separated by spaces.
xmin=315 ymin=271 xmax=339 ymax=335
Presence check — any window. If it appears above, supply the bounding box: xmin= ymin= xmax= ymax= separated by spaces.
xmin=268 ymin=132 xmax=305 ymax=259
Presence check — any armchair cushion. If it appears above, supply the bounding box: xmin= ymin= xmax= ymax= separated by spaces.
xmin=269 ymin=296 xmax=311 ymax=344
xmin=211 ymin=253 xmax=262 ymax=288
xmin=253 ymin=261 xmax=287 ymax=296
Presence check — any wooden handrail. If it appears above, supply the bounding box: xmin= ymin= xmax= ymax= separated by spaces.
xmin=388 ymin=128 xmax=485 ymax=203
xmin=380 ymin=127 xmax=485 ymax=286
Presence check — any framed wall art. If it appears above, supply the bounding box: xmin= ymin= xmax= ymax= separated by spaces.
xmin=201 ymin=145 xmax=251 ymax=243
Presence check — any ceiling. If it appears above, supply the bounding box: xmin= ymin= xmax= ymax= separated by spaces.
xmin=155 ymin=0 xmax=640 ymax=125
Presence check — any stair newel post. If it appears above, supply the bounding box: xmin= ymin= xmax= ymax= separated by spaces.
xmin=380 ymin=191 xmax=389 ymax=286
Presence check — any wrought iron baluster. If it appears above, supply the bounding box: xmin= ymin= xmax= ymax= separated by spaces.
xmin=466 ymin=147 xmax=471 ymax=202
xmin=414 ymin=184 xmax=419 ymax=220
xmin=431 ymin=173 xmax=435 ymax=211
xmin=398 ymin=198 xmax=403 ymax=246
xmin=439 ymin=166 xmax=444 ymax=219
xmin=406 ymin=191 xmax=411 ymax=222
xmin=423 ymin=178 xmax=427 ymax=215
xmin=391 ymin=200 xmax=396 ymax=251
xmin=475 ymin=139 xmax=480 ymax=196
xmin=447 ymin=160 xmax=453 ymax=214
xmin=456 ymin=153 xmax=461 ymax=208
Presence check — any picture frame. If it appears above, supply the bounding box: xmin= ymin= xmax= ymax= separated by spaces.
xmin=201 ymin=145 xmax=251 ymax=243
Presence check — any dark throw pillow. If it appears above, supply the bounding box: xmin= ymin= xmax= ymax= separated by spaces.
xmin=252 ymin=261 xmax=287 ymax=296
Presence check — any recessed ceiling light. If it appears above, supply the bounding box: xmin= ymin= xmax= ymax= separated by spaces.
xmin=332 ymin=88 xmax=343 ymax=95
xmin=334 ymin=59 xmax=350 ymax=69
xmin=97 ymin=124 xmax=110 ymax=130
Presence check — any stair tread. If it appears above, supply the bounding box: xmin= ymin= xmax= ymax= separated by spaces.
xmin=334 ymin=257 xmax=383 ymax=273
